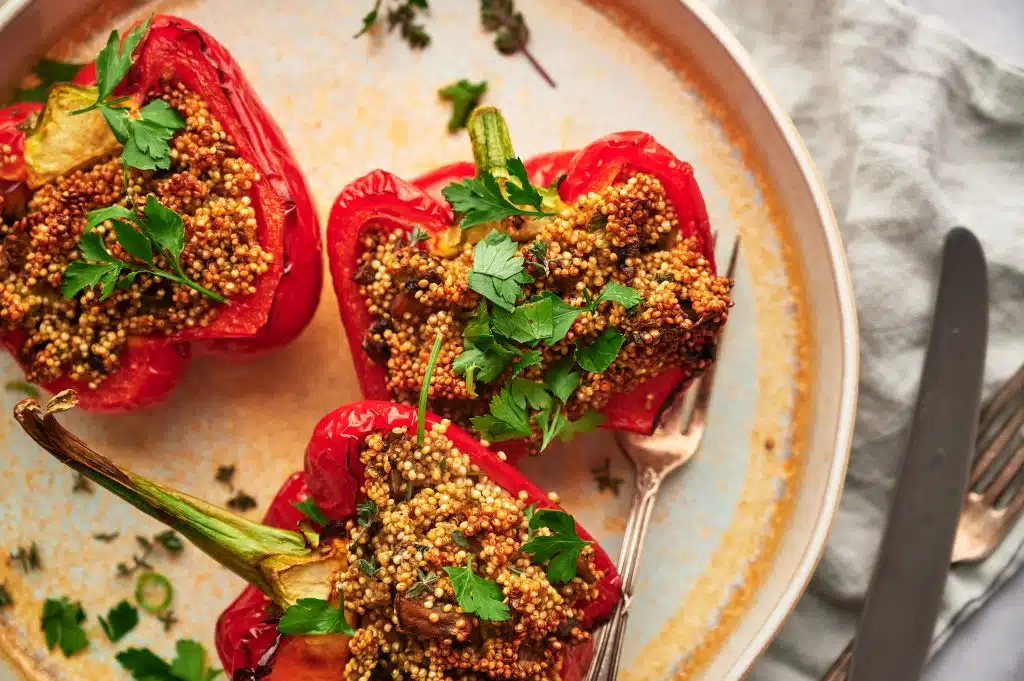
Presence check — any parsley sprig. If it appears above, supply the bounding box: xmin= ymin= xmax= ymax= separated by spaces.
xmin=117 ymin=639 xmax=222 ymax=681
xmin=439 ymin=79 xmax=488 ymax=133
xmin=41 ymin=597 xmax=89 ymax=657
xmin=443 ymin=158 xmax=555 ymax=229
xmin=62 ymin=196 xmax=226 ymax=303
xmin=465 ymin=230 xmax=533 ymax=311
xmin=71 ymin=19 xmax=185 ymax=172
xmin=520 ymin=508 xmax=591 ymax=583
xmin=443 ymin=557 xmax=509 ymax=621
xmin=278 ymin=597 xmax=355 ymax=636
xmin=99 ymin=600 xmax=139 ymax=643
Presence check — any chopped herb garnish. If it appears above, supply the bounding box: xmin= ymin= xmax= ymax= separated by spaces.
xmin=520 ymin=508 xmax=591 ymax=583
xmin=536 ymin=292 xmax=581 ymax=344
xmin=156 ymin=610 xmax=179 ymax=632
xmin=443 ymin=160 xmax=555 ymax=230
xmin=359 ymin=557 xmax=381 ymax=577
xmin=452 ymin=301 xmax=518 ymax=395
xmin=509 ymin=350 xmax=542 ymax=378
xmin=93 ymin=531 xmax=120 ymax=543
xmin=63 ymin=197 xmax=226 ymax=303
xmin=214 ymin=464 xmax=236 ymax=488
xmin=443 ymin=556 xmax=509 ymax=621
xmin=278 ymin=597 xmax=355 ymax=636
xmin=544 ymin=357 xmax=579 ymax=404
xmin=41 ymin=597 xmax=88 ymax=657
xmin=154 ymin=530 xmax=183 ymax=554
xmin=72 ymin=472 xmax=94 ymax=494
xmin=73 ymin=19 xmax=150 ymax=115
xmin=357 ymin=499 xmax=379 ymax=527
xmin=591 ymin=457 xmax=625 ymax=496
xmin=135 ymin=572 xmax=173 ymax=614
xmin=99 ymin=600 xmax=139 ymax=642
xmin=439 ymin=79 xmax=488 ymax=132
xmin=226 ymin=491 xmax=258 ymax=512
xmin=406 ymin=569 xmax=440 ymax=598
xmin=293 ymin=498 xmax=329 ymax=526
xmin=507 ymin=566 xmax=524 ymax=576
xmin=525 ymin=239 xmax=549 ymax=275
xmin=590 ymin=282 xmax=642 ymax=311
xmin=355 ymin=0 xmax=431 ymax=48
xmin=479 ymin=0 xmax=555 ymax=87
xmin=117 ymin=639 xmax=222 ymax=681
xmin=575 ymin=327 xmax=626 ymax=373
xmin=418 ymin=333 xmax=444 ymax=444
xmin=451 ymin=530 xmax=471 ymax=549
xmin=586 ymin=213 xmax=608 ymax=232
xmin=5 ymin=380 xmax=39 ymax=398
xmin=9 ymin=543 xmax=42 ymax=572
xmin=0 ymin=583 xmax=12 ymax=608
xmin=465 ymin=230 xmax=532 ymax=311
xmin=491 ymin=296 xmax=554 ymax=344
xmin=406 ymin=225 xmax=430 ymax=246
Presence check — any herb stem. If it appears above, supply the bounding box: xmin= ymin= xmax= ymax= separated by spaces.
xmin=521 ymin=47 xmax=556 ymax=88
xmin=418 ymin=334 xmax=444 ymax=445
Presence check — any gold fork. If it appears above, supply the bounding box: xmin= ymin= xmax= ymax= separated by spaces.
xmin=585 ymin=238 xmax=740 ymax=681
xmin=823 ymin=361 xmax=1024 ymax=681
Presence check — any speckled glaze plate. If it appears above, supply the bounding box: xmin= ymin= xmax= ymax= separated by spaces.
xmin=0 ymin=1 xmax=857 ymax=680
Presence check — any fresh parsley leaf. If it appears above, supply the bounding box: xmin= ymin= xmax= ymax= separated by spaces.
xmin=467 ymin=230 xmax=530 ymax=311
xmin=32 ymin=58 xmax=82 ymax=83
xmin=278 ymin=598 xmax=355 ymax=636
xmin=543 ymin=357 xmax=580 ymax=403
xmin=472 ymin=385 xmax=532 ymax=441
xmin=111 ymin=99 xmax=184 ymax=171
xmin=520 ymin=509 xmax=591 ymax=583
xmin=508 ymin=350 xmax=542 ymax=378
xmin=537 ymin=402 xmax=563 ymax=450
xmin=407 ymin=225 xmax=430 ymax=246
xmin=153 ymin=530 xmax=183 ymax=553
xmin=61 ymin=261 xmax=118 ymax=299
xmin=144 ymin=194 xmax=185 ymax=262
xmin=575 ymin=328 xmax=626 ymax=373
xmin=293 ymin=498 xmax=328 ymax=526
xmin=169 ymin=639 xmax=222 ymax=681
xmin=442 ymin=159 xmax=554 ymax=229
xmin=491 ymin=296 xmax=553 ymax=344
xmin=536 ymin=292 xmax=580 ymax=343
xmin=594 ymin=282 xmax=641 ymax=310
xmin=443 ymin=556 xmax=509 ymax=621
xmin=5 ymin=380 xmax=39 ymax=398
xmin=41 ymin=597 xmax=88 ymax=657
xmin=117 ymin=647 xmax=171 ymax=680
xmin=114 ymin=220 xmax=154 ymax=264
xmin=99 ymin=600 xmax=138 ymax=643
xmin=84 ymin=205 xmax=135 ymax=232
xmin=451 ymin=530 xmax=471 ymax=549
xmin=439 ymin=79 xmax=487 ymax=132
xmin=73 ymin=18 xmax=151 ymax=113
xmin=418 ymin=333 xmax=444 ymax=444
xmin=508 ymin=378 xmax=551 ymax=411
xmin=558 ymin=410 xmax=605 ymax=440
xmin=385 ymin=0 xmax=431 ymax=48
xmin=357 ymin=499 xmax=379 ymax=527
xmin=354 ymin=0 xmax=383 ymax=37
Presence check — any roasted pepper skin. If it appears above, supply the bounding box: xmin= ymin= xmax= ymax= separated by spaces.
xmin=215 ymin=401 xmax=621 ymax=680
xmin=326 ymin=134 xmax=714 ymax=454
xmin=0 ymin=16 xmax=322 ymax=411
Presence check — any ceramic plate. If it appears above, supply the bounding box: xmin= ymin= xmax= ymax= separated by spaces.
xmin=0 ymin=0 xmax=857 ymax=679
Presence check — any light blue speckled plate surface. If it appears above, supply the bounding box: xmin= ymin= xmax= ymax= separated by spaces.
xmin=0 ymin=1 xmax=857 ymax=680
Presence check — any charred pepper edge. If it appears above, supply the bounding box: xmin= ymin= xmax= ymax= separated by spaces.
xmin=13 ymin=391 xmax=339 ymax=607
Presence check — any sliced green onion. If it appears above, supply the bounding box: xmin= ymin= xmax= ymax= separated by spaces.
xmin=418 ymin=334 xmax=444 ymax=445
xmin=135 ymin=572 xmax=173 ymax=614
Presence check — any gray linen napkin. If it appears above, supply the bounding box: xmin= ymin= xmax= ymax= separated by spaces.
xmin=691 ymin=0 xmax=1024 ymax=678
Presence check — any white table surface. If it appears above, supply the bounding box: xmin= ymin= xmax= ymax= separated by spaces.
xmin=896 ymin=3 xmax=1023 ymax=679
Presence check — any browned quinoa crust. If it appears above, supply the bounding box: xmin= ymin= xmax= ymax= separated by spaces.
xmin=339 ymin=423 xmax=601 ymax=681
xmin=357 ymin=173 xmax=733 ymax=440
xmin=0 ymin=81 xmax=271 ymax=388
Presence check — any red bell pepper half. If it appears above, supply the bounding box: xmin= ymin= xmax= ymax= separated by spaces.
xmin=327 ymin=111 xmax=716 ymax=455
xmin=15 ymin=395 xmax=621 ymax=681
xmin=0 ymin=16 xmax=321 ymax=411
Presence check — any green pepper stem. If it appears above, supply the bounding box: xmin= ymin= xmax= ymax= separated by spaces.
xmin=14 ymin=392 xmax=343 ymax=606
xmin=468 ymin=107 xmax=517 ymax=179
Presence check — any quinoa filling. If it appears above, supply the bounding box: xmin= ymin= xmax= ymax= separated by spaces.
xmin=0 ymin=80 xmax=271 ymax=388
xmin=357 ymin=173 xmax=733 ymax=443
xmin=338 ymin=422 xmax=602 ymax=681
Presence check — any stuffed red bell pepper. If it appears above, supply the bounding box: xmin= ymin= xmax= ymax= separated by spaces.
xmin=0 ymin=15 xmax=321 ymax=411
xmin=328 ymin=107 xmax=731 ymax=459
xmin=16 ymin=394 xmax=621 ymax=681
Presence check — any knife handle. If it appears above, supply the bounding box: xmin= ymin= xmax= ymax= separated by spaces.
xmin=821 ymin=644 xmax=853 ymax=681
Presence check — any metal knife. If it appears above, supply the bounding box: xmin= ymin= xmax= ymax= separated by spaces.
xmin=845 ymin=227 xmax=988 ymax=681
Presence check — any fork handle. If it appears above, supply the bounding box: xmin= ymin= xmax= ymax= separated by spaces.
xmin=586 ymin=466 xmax=664 ymax=681
xmin=821 ymin=642 xmax=853 ymax=681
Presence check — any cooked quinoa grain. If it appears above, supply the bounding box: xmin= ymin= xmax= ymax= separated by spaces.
xmin=338 ymin=423 xmax=602 ymax=681
xmin=357 ymin=173 xmax=732 ymax=442
xmin=0 ymin=81 xmax=270 ymax=388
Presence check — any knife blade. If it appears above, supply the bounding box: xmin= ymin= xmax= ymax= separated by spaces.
xmin=847 ymin=227 xmax=988 ymax=681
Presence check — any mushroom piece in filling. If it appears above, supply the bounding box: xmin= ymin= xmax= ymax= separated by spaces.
xmin=357 ymin=173 xmax=733 ymax=445
xmin=0 ymin=80 xmax=271 ymax=388
xmin=339 ymin=422 xmax=603 ymax=681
